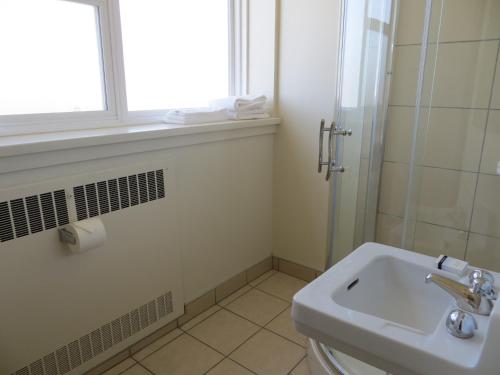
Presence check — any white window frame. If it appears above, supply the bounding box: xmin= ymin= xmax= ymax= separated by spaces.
xmin=0 ymin=0 xmax=247 ymax=136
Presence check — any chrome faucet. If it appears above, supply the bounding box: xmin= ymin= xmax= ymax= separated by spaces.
xmin=469 ymin=269 xmax=497 ymax=300
xmin=425 ymin=273 xmax=494 ymax=316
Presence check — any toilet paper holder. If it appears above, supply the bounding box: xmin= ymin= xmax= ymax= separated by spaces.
xmin=59 ymin=227 xmax=76 ymax=245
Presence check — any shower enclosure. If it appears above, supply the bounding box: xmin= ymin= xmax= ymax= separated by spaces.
xmin=314 ymin=0 xmax=500 ymax=373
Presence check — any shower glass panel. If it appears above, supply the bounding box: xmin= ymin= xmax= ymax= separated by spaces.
xmin=329 ymin=0 xmax=395 ymax=265
xmin=390 ymin=0 xmax=500 ymax=270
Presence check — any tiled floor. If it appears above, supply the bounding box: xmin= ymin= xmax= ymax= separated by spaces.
xmin=104 ymin=271 xmax=312 ymax=375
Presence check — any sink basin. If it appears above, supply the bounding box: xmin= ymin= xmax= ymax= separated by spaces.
xmin=333 ymin=256 xmax=451 ymax=335
xmin=292 ymin=243 xmax=500 ymax=375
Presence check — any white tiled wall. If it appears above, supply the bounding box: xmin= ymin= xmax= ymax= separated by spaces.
xmin=377 ymin=0 xmax=500 ymax=271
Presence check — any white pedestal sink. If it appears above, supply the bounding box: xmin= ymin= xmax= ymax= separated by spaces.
xmin=292 ymin=243 xmax=500 ymax=375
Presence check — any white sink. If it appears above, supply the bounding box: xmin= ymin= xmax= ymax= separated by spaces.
xmin=292 ymin=243 xmax=500 ymax=375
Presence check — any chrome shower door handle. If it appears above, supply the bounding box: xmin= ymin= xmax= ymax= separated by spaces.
xmin=318 ymin=119 xmax=346 ymax=180
xmin=318 ymin=119 xmax=334 ymax=180
xmin=325 ymin=122 xmax=335 ymax=181
xmin=318 ymin=119 xmax=327 ymax=173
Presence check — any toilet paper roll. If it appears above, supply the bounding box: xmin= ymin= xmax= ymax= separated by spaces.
xmin=62 ymin=217 xmax=107 ymax=253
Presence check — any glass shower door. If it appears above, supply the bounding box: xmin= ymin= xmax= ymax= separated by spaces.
xmin=327 ymin=0 xmax=395 ymax=266
xmin=397 ymin=0 xmax=500 ymax=270
xmin=312 ymin=2 xmax=395 ymax=374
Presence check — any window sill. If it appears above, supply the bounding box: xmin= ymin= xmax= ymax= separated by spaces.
xmin=0 ymin=118 xmax=280 ymax=174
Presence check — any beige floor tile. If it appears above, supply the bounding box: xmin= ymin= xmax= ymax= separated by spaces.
xmin=265 ymin=307 xmax=307 ymax=347
xmin=256 ymin=272 xmax=307 ymax=302
xmin=102 ymin=358 xmax=136 ymax=375
xmin=206 ymin=359 xmax=254 ymax=375
xmin=230 ymin=330 xmax=305 ymax=375
xmin=132 ymin=328 xmax=183 ymax=361
xmin=140 ymin=334 xmax=223 ymax=375
xmin=218 ymin=285 xmax=252 ymax=307
xmin=290 ymin=358 xmax=311 ymax=375
xmin=188 ymin=309 xmax=259 ymax=355
xmin=180 ymin=305 xmax=221 ymax=331
xmin=249 ymin=270 xmax=277 ymax=287
xmin=225 ymin=288 xmax=289 ymax=326
xmin=121 ymin=365 xmax=151 ymax=375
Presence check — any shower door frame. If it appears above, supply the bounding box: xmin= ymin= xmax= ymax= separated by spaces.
xmin=325 ymin=0 xmax=398 ymax=269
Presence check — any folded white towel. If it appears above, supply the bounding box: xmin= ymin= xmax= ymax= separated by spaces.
xmin=210 ymin=95 xmax=267 ymax=111
xmin=163 ymin=108 xmax=228 ymax=125
xmin=228 ymin=110 xmax=270 ymax=120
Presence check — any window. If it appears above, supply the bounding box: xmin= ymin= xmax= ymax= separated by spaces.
xmin=120 ymin=0 xmax=230 ymax=111
xmin=0 ymin=0 xmax=106 ymax=115
xmin=0 ymin=0 xmax=243 ymax=135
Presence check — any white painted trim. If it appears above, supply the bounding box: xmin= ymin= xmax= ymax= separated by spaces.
xmin=0 ymin=0 xmax=119 ymax=134
xmin=107 ymin=0 xmax=128 ymax=122
xmin=0 ymin=118 xmax=280 ymax=174
xmin=231 ymin=0 xmax=248 ymax=96
xmin=0 ymin=0 xmax=245 ymax=135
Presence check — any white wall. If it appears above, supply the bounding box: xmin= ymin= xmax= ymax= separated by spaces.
xmin=273 ymin=0 xmax=341 ymax=271
xmin=0 ymin=130 xmax=275 ymax=302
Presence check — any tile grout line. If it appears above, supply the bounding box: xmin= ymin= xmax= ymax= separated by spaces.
xmin=218 ymin=293 xmax=307 ymax=349
xmin=464 ymin=40 xmax=500 ymax=259
xmin=287 ymin=355 xmax=307 ymax=375
xmin=378 ymin=211 xmax=500 ymax=236
xmin=224 ymin=358 xmax=259 ymax=375
xmin=131 ymin=271 xmax=284 ymax=364
xmin=135 ymin=361 xmax=155 ymax=375
xmin=113 ymin=357 xmax=139 ymax=375
xmin=220 ymin=301 xmax=291 ymax=330
xmin=199 ymin=326 xmax=263 ymax=375
xmin=395 ymin=38 xmax=500 ymax=47
xmin=262 ymin=327 xmax=307 ymax=349
xmin=253 ymin=285 xmax=297 ymax=305
xmin=179 ymin=305 xmax=222 ymax=332
xmin=381 ymin=159 xmax=500 ymax=176
xmin=379 ymin=211 xmax=500 ymax=242
xmin=122 ymin=271 xmax=307 ymax=375
xmin=177 ymin=269 xmax=277 ymax=334
xmin=389 ymin=103 xmax=499 ymax=110
xmin=131 ymin=329 xmax=186 ymax=363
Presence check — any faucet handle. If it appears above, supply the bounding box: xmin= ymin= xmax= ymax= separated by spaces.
xmin=469 ymin=269 xmax=497 ymax=300
xmin=446 ymin=309 xmax=478 ymax=339
xmin=425 ymin=273 xmax=493 ymax=316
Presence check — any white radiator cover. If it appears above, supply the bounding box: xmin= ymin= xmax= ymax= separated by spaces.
xmin=0 ymin=160 xmax=184 ymax=374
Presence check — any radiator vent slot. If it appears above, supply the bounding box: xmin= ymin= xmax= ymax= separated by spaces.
xmin=0 ymin=190 xmax=70 ymax=243
xmin=73 ymin=169 xmax=166 ymax=221
xmin=12 ymin=291 xmax=173 ymax=375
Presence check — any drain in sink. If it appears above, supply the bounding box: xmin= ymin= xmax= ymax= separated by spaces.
xmin=347 ymin=278 xmax=359 ymax=290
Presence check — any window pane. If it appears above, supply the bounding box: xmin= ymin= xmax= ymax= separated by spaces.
xmin=120 ymin=0 xmax=229 ymax=111
xmin=0 ymin=0 xmax=105 ymax=116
